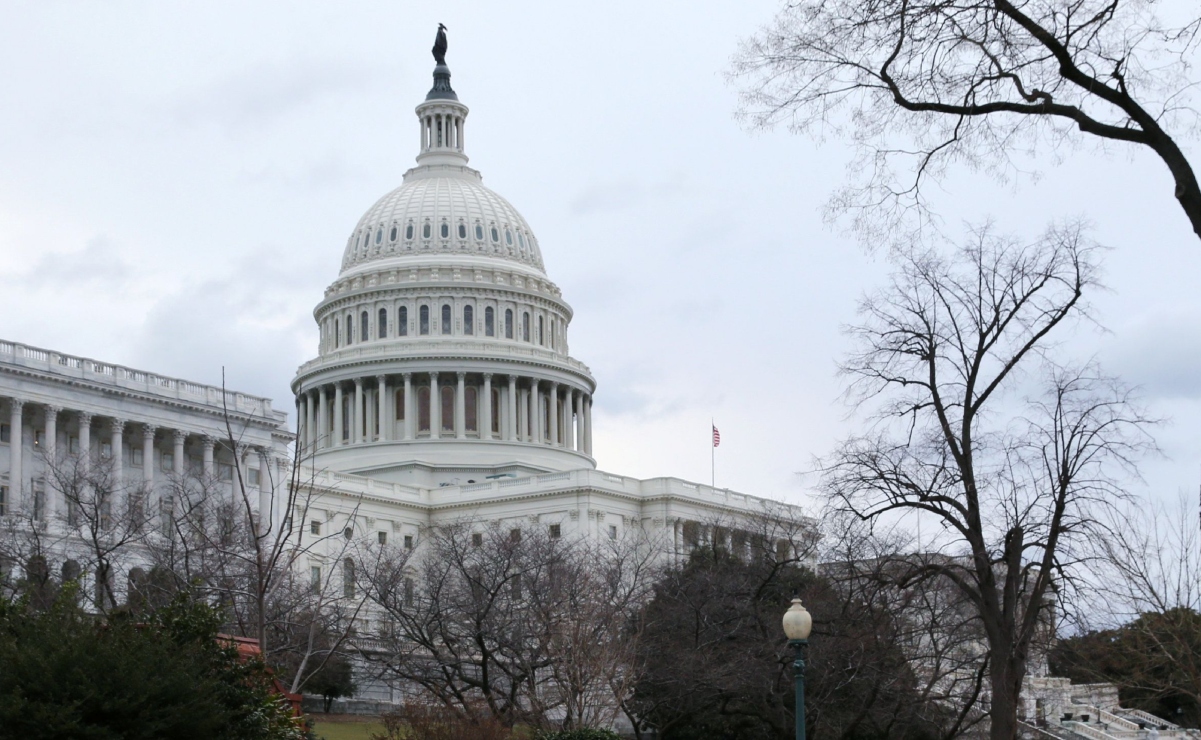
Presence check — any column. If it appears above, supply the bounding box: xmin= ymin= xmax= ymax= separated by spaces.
xmin=173 ymin=430 xmax=185 ymax=477
xmin=575 ymin=392 xmax=585 ymax=450
xmin=305 ymin=391 xmax=316 ymax=453
xmin=455 ymin=372 xmax=466 ymax=440
xmin=202 ymin=435 xmax=215 ymax=478
xmin=44 ymin=406 xmax=59 ymax=519
xmin=353 ymin=379 xmax=364 ymax=444
xmin=8 ymin=400 xmax=23 ymax=502
xmin=403 ymin=373 xmax=414 ymax=440
xmin=583 ymin=395 xmax=593 ymax=456
xmin=518 ymin=386 xmax=529 ymax=442
xmin=529 ymin=379 xmax=541 ymax=444
xmin=429 ymin=372 xmax=441 ymax=438
xmin=548 ymin=382 xmax=559 ymax=447
xmin=481 ymin=374 xmax=493 ymax=441
xmin=333 ymin=384 xmax=344 ymax=446
xmin=142 ymin=425 xmax=155 ymax=483
xmin=564 ymin=388 xmax=575 ymax=450
xmin=257 ymin=448 xmax=273 ymax=524
xmin=318 ymin=386 xmax=329 ymax=449
xmin=377 ymin=375 xmax=389 ymax=442
xmin=507 ymin=376 xmax=518 ymax=442
xmin=110 ymin=419 xmax=124 ymax=479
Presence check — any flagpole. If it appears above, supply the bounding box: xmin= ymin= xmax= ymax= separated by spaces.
xmin=711 ymin=417 xmax=715 ymax=489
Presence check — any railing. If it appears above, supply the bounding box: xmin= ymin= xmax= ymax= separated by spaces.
xmin=294 ymin=338 xmax=594 ymax=377
xmin=1117 ymin=709 xmax=1179 ymax=730
xmin=1075 ymin=707 xmax=1141 ymax=733
xmin=1063 ymin=721 xmax=1120 ymax=740
xmin=0 ymin=338 xmax=281 ymax=418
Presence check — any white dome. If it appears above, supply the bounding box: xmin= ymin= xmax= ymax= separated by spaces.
xmin=339 ymin=166 xmax=546 ymax=276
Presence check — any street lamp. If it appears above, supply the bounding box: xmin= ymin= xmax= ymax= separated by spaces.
xmin=782 ymin=597 xmax=813 ymax=740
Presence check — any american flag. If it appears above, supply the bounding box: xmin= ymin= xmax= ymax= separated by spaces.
xmin=712 ymin=425 xmax=721 ymax=448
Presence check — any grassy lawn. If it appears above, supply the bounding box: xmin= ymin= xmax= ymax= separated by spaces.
xmin=310 ymin=715 xmax=386 ymax=740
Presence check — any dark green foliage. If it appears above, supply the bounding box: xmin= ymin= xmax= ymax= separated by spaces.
xmin=304 ymin=653 xmax=356 ymax=712
xmin=0 ymin=587 xmax=304 ymax=740
xmin=536 ymin=729 xmax=622 ymax=740
xmin=1052 ymin=608 xmax=1201 ymax=728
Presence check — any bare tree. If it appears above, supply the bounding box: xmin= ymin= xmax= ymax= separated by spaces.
xmin=732 ymin=0 xmax=1201 ymax=245
xmin=819 ymin=223 xmax=1155 ymax=740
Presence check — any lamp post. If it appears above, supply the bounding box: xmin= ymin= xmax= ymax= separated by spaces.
xmin=782 ymin=597 xmax=813 ymax=740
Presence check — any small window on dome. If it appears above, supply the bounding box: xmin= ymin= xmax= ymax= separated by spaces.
xmin=440 ymin=222 xmax=449 ymax=239
xmin=463 ymin=305 xmax=474 ymax=335
xmin=441 ymin=304 xmax=452 ymax=335
xmin=490 ymin=227 xmax=499 ymax=243
xmin=423 ymin=223 xmax=431 ymax=239
xmin=458 ymin=223 xmax=467 ymax=239
xmin=361 ymin=311 xmax=369 ymax=341
xmin=406 ymin=224 xmax=414 ymax=240
xmin=378 ymin=308 xmax=388 ymax=338
xmin=419 ymin=305 xmax=430 ymax=335
xmin=505 ymin=229 xmax=512 ymax=246
xmin=375 ymin=227 xmax=383 ymax=245
xmin=346 ymin=315 xmax=354 ymax=344
xmin=485 ymin=307 xmax=495 ymax=337
xmin=518 ymin=232 xmax=526 ymax=249
xmin=390 ymin=226 xmax=398 ymax=242
xmin=475 ymin=224 xmax=484 ymax=241
xmin=505 ymin=309 xmax=513 ymax=339
xmin=399 ymin=306 xmax=408 ymax=336
xmin=522 ymin=312 xmax=530 ymax=342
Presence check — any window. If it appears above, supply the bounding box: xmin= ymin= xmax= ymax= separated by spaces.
xmin=218 ymin=463 xmax=234 ymax=481
xmin=465 ymin=386 xmax=478 ymax=432
xmin=405 ymin=223 xmax=414 ymax=240
xmin=504 ymin=228 xmax=512 ymax=245
xmin=375 ymin=227 xmax=383 ymax=245
xmin=35 ymin=430 xmax=45 ymax=448
xmin=399 ymin=306 xmax=409 ymax=336
xmin=485 ymin=307 xmax=495 ymax=336
xmin=160 ymin=451 xmax=172 ymax=472
xmin=0 ymin=485 xmax=6 ymax=516
xmin=335 ymin=320 xmax=340 ymax=347
xmin=504 ymin=309 xmax=514 ymax=339
xmin=475 ymin=224 xmax=484 ymax=240
xmin=99 ymin=440 xmax=110 ymax=458
xmin=404 ymin=577 xmax=415 ymax=606
xmin=440 ymin=386 xmax=454 ymax=432
xmin=538 ymin=315 xmax=544 ymax=345
xmin=518 ymin=232 xmax=526 ymax=249
xmin=510 ymin=528 xmax=521 ymax=543
xmin=404 ymin=535 xmax=413 ymax=550
xmin=441 ymin=304 xmax=451 ymax=335
xmin=422 ymin=223 xmax=431 ymax=239
xmin=608 ymin=524 xmax=618 ymax=540
xmin=419 ymin=305 xmax=430 ymax=335
xmin=343 ymin=559 xmax=355 ymax=598
xmin=311 ymin=520 xmax=322 ymax=536
xmin=346 ymin=315 xmax=354 ymax=344
xmin=131 ymin=448 xmax=143 ymax=467
xmin=378 ymin=531 xmax=387 ymax=545
xmin=471 ymin=533 xmax=483 ymax=547
xmin=490 ymin=226 xmax=499 ymax=242
xmin=343 ymin=526 xmax=353 ymax=539
xmin=32 ymin=481 xmax=44 ymax=521
xmin=395 ymin=388 xmax=406 ymax=422
xmin=549 ymin=524 xmax=561 ymax=539
xmin=361 ymin=311 xmax=369 ymax=342
xmin=463 ymin=305 xmax=474 ymax=335
xmin=522 ymin=312 xmax=530 ymax=342
xmin=0 ymin=424 xmax=8 ymax=443
xmin=457 ymin=223 xmax=467 ymax=239
xmin=378 ymin=308 xmax=388 ymax=338
xmin=248 ymin=468 xmax=260 ymax=487
xmin=440 ymin=222 xmax=449 ymax=238
xmin=69 ymin=436 xmax=79 ymax=454
xmin=310 ymin=566 xmax=321 ymax=594
xmin=389 ymin=226 xmax=398 ymax=242
xmin=417 ymin=386 xmax=431 ymax=432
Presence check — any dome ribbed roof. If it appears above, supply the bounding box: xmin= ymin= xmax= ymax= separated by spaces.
xmin=339 ymin=167 xmax=545 ymax=276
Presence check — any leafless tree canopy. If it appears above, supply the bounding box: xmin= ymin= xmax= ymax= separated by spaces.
xmin=820 ymin=223 xmax=1156 ymax=740
xmin=732 ymin=0 xmax=1201 ymax=244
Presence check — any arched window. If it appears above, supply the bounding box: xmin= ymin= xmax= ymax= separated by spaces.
xmin=505 ymin=309 xmax=514 ymax=339
xmin=458 ymin=223 xmax=467 ymax=239
xmin=346 ymin=315 xmax=354 ymax=344
xmin=395 ymin=388 xmax=406 ymax=422
xmin=440 ymin=222 xmax=449 ymax=239
xmin=465 ymin=386 xmax=478 ymax=433
xmin=522 ymin=312 xmax=530 ymax=342
xmin=375 ymin=227 xmax=383 ymax=245
xmin=422 ymin=223 xmax=431 ymax=239
xmin=505 ymin=228 xmax=512 ymax=245
xmin=334 ymin=320 xmax=341 ymax=348
xmin=485 ymin=307 xmax=495 ymax=337
xmin=491 ymin=388 xmax=501 ymax=434
xmin=390 ymin=226 xmax=398 ymax=242
xmin=475 ymin=224 xmax=484 ymax=240
xmin=378 ymin=308 xmax=388 ymax=338
xmin=399 ymin=306 xmax=409 ymax=336
xmin=361 ymin=311 xmax=369 ymax=342
xmin=538 ymin=315 xmax=544 ymax=345
xmin=490 ymin=226 xmax=499 ymax=243
xmin=405 ymin=223 xmax=414 ymax=240
xmin=440 ymin=386 xmax=454 ymax=432
xmin=463 ymin=305 xmax=474 ymax=335
xmin=441 ymin=304 xmax=452 ymax=335
xmin=419 ymin=306 xmax=430 ymax=335
xmin=417 ymin=386 xmax=431 ymax=431
xmin=343 ymin=558 xmax=355 ymax=599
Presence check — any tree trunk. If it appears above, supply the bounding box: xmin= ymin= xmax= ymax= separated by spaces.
xmin=989 ymin=660 xmax=1022 ymax=740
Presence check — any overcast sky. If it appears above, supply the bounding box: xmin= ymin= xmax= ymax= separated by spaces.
xmin=1 ymin=1 xmax=1199 ymax=510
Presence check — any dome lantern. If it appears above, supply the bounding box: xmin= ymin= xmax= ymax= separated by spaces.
xmin=415 ymin=27 xmax=469 ymax=168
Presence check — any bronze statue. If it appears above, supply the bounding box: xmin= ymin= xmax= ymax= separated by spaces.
xmin=432 ymin=23 xmax=448 ymax=65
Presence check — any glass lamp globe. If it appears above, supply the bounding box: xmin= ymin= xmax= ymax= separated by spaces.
xmin=782 ymin=597 xmax=813 ymax=641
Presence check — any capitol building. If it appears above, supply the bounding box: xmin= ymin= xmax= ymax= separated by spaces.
xmin=0 ymin=46 xmax=801 ymax=639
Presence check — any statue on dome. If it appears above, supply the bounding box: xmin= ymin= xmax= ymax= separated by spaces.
xmin=432 ymin=23 xmax=448 ymax=65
